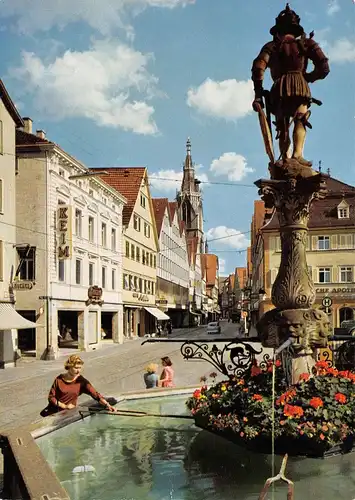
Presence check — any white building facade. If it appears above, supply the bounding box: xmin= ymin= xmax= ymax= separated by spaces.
xmin=16 ymin=120 xmax=126 ymax=359
xmin=154 ymin=199 xmax=189 ymax=327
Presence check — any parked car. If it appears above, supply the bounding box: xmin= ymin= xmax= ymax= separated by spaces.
xmin=207 ymin=321 xmax=221 ymax=335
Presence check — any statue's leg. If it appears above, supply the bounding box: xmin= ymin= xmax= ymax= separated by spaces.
xmin=291 ymin=104 xmax=312 ymax=166
xmin=277 ymin=116 xmax=291 ymax=160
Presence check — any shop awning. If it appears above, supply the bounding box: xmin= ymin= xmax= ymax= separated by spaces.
xmin=0 ymin=303 xmax=40 ymax=330
xmin=144 ymin=307 xmax=170 ymax=321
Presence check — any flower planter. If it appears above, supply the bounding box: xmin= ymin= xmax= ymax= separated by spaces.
xmin=193 ymin=416 xmax=355 ymax=458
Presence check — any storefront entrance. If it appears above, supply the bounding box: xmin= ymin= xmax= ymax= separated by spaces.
xmin=101 ymin=312 xmax=114 ymax=340
xmin=17 ymin=310 xmax=36 ymax=355
xmin=58 ymin=310 xmax=79 ymax=348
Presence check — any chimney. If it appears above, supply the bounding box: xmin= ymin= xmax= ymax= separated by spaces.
xmin=36 ymin=130 xmax=46 ymax=140
xmin=22 ymin=117 xmax=33 ymax=134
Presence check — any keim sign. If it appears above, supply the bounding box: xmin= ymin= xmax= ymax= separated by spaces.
xmin=57 ymin=205 xmax=72 ymax=260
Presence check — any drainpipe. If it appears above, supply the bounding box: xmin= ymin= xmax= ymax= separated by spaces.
xmin=42 ymin=150 xmax=55 ymax=361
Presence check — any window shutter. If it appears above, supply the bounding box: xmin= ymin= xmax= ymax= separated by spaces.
xmin=346 ymin=234 xmax=352 ymax=249
xmin=332 ymin=267 xmax=338 ymax=283
xmin=312 ymin=267 xmax=318 ymax=283
xmin=311 ymin=236 xmax=318 ymax=250
xmin=331 ymin=235 xmax=337 ymax=250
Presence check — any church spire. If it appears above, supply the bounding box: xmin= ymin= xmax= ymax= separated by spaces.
xmin=184 ymin=137 xmax=193 ymax=171
xmin=181 ymin=136 xmax=195 ymax=193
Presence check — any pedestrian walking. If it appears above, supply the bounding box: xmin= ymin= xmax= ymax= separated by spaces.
xmin=144 ymin=363 xmax=159 ymax=389
xmin=40 ymin=354 xmax=116 ymax=417
xmin=159 ymin=356 xmax=175 ymax=388
xmin=167 ymin=320 xmax=172 ymax=335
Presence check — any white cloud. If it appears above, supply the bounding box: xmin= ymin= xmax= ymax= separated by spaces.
xmin=327 ymin=0 xmax=340 ymax=16
xmin=210 ymin=152 xmax=254 ymax=182
xmin=218 ymin=257 xmax=226 ymax=273
xmin=326 ymin=38 xmax=355 ymax=63
xmin=206 ymin=226 xmax=249 ymax=249
xmin=9 ymin=39 xmax=159 ymax=135
xmin=186 ymin=78 xmax=254 ymax=120
xmin=0 ymin=0 xmax=194 ymax=36
xmin=150 ymin=165 xmax=209 ymax=192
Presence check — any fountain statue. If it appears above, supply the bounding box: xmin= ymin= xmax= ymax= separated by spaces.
xmin=252 ymin=4 xmax=332 ymax=383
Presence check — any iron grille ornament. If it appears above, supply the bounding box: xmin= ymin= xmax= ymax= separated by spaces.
xmin=180 ymin=340 xmax=271 ymax=378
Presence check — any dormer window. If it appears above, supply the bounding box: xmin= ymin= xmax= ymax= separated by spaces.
xmin=338 ymin=200 xmax=349 ymax=219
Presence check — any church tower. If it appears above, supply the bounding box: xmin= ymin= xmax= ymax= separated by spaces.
xmin=177 ymin=138 xmax=204 ymax=253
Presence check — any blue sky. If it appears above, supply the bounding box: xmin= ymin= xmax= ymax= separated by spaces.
xmin=1 ymin=0 xmax=354 ymax=275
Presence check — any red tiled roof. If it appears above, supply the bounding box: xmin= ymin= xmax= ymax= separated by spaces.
xmin=16 ymin=129 xmax=53 ymax=146
xmin=264 ymin=176 xmax=355 ymax=231
xmin=168 ymin=201 xmax=178 ymax=220
xmin=91 ymin=167 xmax=146 ymax=226
xmin=152 ymin=198 xmax=169 ymax=236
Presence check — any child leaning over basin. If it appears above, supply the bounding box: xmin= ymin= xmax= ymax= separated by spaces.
xmin=144 ymin=363 xmax=159 ymax=389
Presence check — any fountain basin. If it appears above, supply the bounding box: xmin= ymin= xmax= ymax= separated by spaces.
xmin=34 ymin=391 xmax=355 ymax=499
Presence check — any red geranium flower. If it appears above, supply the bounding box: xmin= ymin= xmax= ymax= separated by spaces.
xmin=193 ymin=389 xmax=201 ymax=399
xmin=309 ymin=397 xmax=323 ymax=409
xmin=252 ymin=394 xmax=263 ymax=401
xmin=299 ymin=373 xmax=310 ymax=382
xmin=335 ymin=393 xmax=347 ymax=404
xmin=283 ymin=404 xmax=304 ymax=419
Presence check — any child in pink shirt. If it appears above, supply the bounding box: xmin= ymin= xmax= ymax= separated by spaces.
xmin=159 ymin=356 xmax=174 ymax=387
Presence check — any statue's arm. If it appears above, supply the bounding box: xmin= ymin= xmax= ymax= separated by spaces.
xmin=251 ymin=42 xmax=273 ymax=97
xmin=305 ymin=39 xmax=330 ymax=83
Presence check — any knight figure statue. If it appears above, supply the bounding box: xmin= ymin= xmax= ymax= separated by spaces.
xmin=251 ymin=3 xmax=330 ymax=168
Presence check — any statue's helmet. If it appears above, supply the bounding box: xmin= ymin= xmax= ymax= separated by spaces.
xmin=270 ymin=3 xmax=305 ymax=38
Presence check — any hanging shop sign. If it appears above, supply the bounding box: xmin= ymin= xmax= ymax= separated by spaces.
xmin=13 ymin=282 xmax=34 ymax=290
xmin=57 ymin=205 xmax=73 ymax=260
xmin=316 ymin=288 xmax=355 ymax=294
xmin=86 ymin=286 xmax=104 ymax=306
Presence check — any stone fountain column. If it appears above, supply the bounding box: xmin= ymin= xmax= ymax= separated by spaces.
xmin=256 ymin=163 xmax=332 ymax=384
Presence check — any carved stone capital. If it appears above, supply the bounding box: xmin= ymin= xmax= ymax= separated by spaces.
xmin=255 ymin=175 xmax=327 ymax=228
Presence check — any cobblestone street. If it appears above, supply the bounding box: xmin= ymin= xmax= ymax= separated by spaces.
xmin=0 ymin=325 xmax=235 ymax=432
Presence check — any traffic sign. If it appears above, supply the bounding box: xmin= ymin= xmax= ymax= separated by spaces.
xmin=322 ymin=296 xmax=332 ymax=308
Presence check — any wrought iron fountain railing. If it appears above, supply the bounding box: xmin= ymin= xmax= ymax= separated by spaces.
xmin=141 ymin=335 xmax=355 ymax=379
